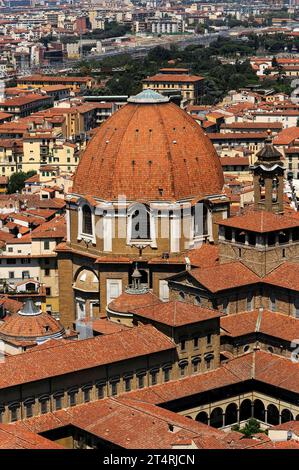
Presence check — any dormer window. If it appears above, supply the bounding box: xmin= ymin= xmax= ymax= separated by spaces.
xmin=82 ymin=205 xmax=92 ymax=235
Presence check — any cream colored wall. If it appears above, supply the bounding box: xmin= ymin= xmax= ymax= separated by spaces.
xmin=0 ymin=147 xmax=22 ymax=177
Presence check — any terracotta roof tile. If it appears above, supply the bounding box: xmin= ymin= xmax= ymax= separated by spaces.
xmin=218 ymin=210 xmax=299 ymax=233
xmin=0 ymin=325 xmax=175 ymax=388
xmin=73 ymin=100 xmax=224 ymax=202
xmin=133 ymin=300 xmax=222 ymax=326
xmin=264 ymin=262 xmax=299 ymax=291
xmin=108 ymin=290 xmax=161 ymax=314
xmin=221 ymin=309 xmax=299 ymax=342
xmin=186 ymin=262 xmax=259 ymax=293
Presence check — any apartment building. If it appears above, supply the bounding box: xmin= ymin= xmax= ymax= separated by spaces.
xmin=0 ymin=214 xmax=65 ymax=316
xmin=0 ymin=95 xmax=53 ymax=118
xmin=17 ymin=75 xmax=94 ymax=92
xmin=143 ymin=68 xmax=204 ymax=106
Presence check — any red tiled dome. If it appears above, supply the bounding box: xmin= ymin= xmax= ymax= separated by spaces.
xmin=108 ymin=290 xmax=161 ymax=314
xmin=0 ymin=300 xmax=64 ymax=342
xmin=73 ymin=91 xmax=224 ymax=201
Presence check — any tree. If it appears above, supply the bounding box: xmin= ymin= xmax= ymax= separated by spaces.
xmin=147 ymin=46 xmax=171 ymax=63
xmin=232 ymin=418 xmax=263 ymax=438
xmin=7 ymin=171 xmax=37 ymax=194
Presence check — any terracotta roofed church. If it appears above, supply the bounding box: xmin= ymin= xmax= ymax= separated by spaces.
xmin=58 ymin=90 xmax=229 ymax=326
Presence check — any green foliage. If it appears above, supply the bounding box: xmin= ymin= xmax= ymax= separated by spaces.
xmin=7 ymin=171 xmax=37 ymax=194
xmin=79 ymin=33 xmax=296 ymax=104
xmin=232 ymin=418 xmax=263 ymax=438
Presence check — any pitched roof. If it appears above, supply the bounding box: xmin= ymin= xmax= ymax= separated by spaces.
xmin=220 ymin=157 xmax=249 ymax=166
xmin=185 ymin=262 xmax=259 ymax=293
xmin=133 ymin=301 xmax=222 ymax=326
xmin=0 ymin=423 xmax=62 ymax=449
xmin=127 ymin=351 xmax=299 ymax=404
xmin=264 ymin=262 xmax=299 ymax=291
xmin=221 ymin=122 xmax=283 ymax=130
xmin=218 ymin=210 xmax=299 ymax=233
xmin=143 ymin=73 xmax=204 ymax=83
xmin=221 ymin=309 xmax=299 ymax=342
xmin=31 ymin=215 xmax=66 ymax=239
xmin=273 ymin=127 xmax=299 ymax=145
xmin=13 ymin=397 xmax=228 ymax=449
xmin=0 ymin=325 xmax=175 ymax=389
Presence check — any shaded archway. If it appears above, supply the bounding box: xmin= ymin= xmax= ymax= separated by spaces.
xmin=239 ymin=399 xmax=252 ymax=421
xmin=196 ymin=411 xmax=208 ymax=425
xmin=281 ymin=409 xmax=293 ymax=424
xmin=225 ymin=403 xmax=238 ymax=426
xmin=267 ymin=404 xmax=279 ymax=425
xmin=210 ymin=407 xmax=223 ymax=428
xmin=253 ymin=399 xmax=265 ymax=422
xmin=296 ymin=414 xmax=299 ymax=421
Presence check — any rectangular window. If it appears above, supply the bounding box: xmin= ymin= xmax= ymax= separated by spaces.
xmin=22 ymin=271 xmax=30 ymax=279
xmin=164 ymin=368 xmax=170 ymax=382
xmin=7 ymin=259 xmax=16 ymax=264
xmin=44 ymin=240 xmax=50 ymax=250
xmin=11 ymin=408 xmax=18 ymax=422
xmin=137 ymin=375 xmax=145 ymax=389
xmin=83 ymin=389 xmax=90 ymax=403
xmin=26 ymin=403 xmax=33 ymax=418
xmin=150 ymin=370 xmax=158 ymax=385
xmin=97 ymin=384 xmax=105 ymax=399
xmin=270 ymin=294 xmax=276 ymax=312
xmin=207 ymin=334 xmax=212 ymax=345
xmin=69 ymin=392 xmax=76 ymax=406
xmin=55 ymin=396 xmax=62 ymax=410
xmin=194 ymin=337 xmax=199 ymax=349
xmin=124 ymin=377 xmax=131 ymax=392
xmin=8 ymin=247 xmax=13 ymax=253
xmin=21 ymin=259 xmax=30 ymax=264
xmin=180 ymin=339 xmax=186 ymax=351
xmin=111 ymin=382 xmax=118 ymax=396
xmin=46 ymin=287 xmax=51 ymax=296
xmin=40 ymin=400 xmax=48 ymax=414
xmin=9 ymin=271 xmax=14 ymax=279
xmin=179 ymin=364 xmax=187 ymax=377
xmin=45 ymin=268 xmax=50 ymax=276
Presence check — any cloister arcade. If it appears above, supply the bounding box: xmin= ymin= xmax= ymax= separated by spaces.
xmin=182 ymin=393 xmax=299 ymax=429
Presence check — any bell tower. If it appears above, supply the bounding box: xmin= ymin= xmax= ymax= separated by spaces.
xmin=253 ymin=132 xmax=284 ymax=214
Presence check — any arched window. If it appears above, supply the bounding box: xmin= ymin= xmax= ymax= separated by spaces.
xmin=205 ymin=353 xmax=214 ymax=370
xmin=82 ymin=205 xmax=92 ymax=235
xmin=259 ymin=176 xmax=265 ymax=200
xmin=194 ymin=203 xmax=208 ymax=237
xmin=131 ymin=206 xmax=151 ymax=240
xmin=196 ymin=411 xmax=208 ymax=424
xmin=225 ymin=403 xmax=238 ymax=426
xmin=253 ymin=399 xmax=265 ymax=422
xmin=239 ymin=399 xmax=252 ymax=421
xmin=267 ymin=404 xmax=279 ymax=425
